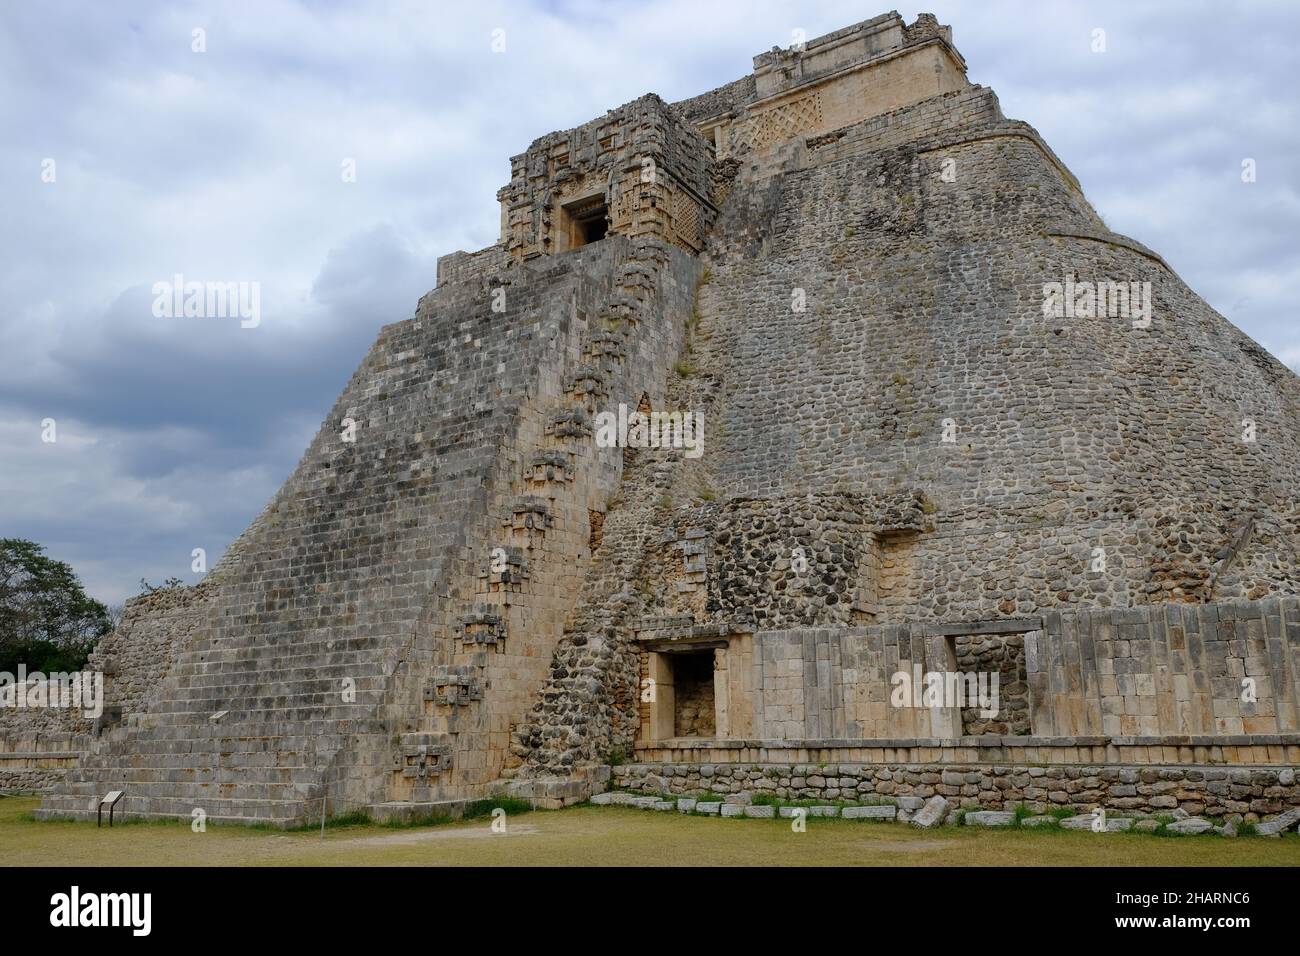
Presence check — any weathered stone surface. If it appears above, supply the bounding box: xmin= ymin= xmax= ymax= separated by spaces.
xmin=612 ymin=760 xmax=1300 ymax=821
xmin=1059 ymin=813 xmax=1134 ymax=832
xmin=743 ymin=805 xmax=775 ymax=818
xmin=18 ymin=8 xmax=1300 ymax=825
xmin=964 ymin=811 xmax=1014 ymax=827
xmin=507 ymin=11 xmax=1300 ymax=786
xmin=1166 ymin=818 xmax=1214 ymax=835
xmin=910 ymin=796 xmax=951 ymax=829
xmin=1254 ymin=807 xmax=1300 ymax=836
xmin=843 ymin=805 xmax=896 ymax=820
xmin=778 ymin=805 xmax=841 ymax=818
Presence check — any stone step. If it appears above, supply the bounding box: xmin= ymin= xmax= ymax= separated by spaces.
xmin=62 ymin=763 xmax=317 ymax=782
xmin=63 ymin=758 xmax=319 ymax=780
xmin=150 ymin=689 xmax=384 ymax=715
xmin=173 ymin=666 xmax=390 ymax=689
xmin=169 ymin=644 xmax=394 ymax=673
xmin=36 ymin=793 xmax=308 ymax=824
xmin=133 ymin=709 xmax=375 ymax=729
xmin=64 ymin=740 xmax=341 ymax=765
xmin=50 ymin=776 xmax=319 ymax=801
xmin=37 ymin=808 xmax=304 ymax=826
xmin=61 ymin=754 xmax=339 ymax=783
xmin=126 ymin=703 xmax=376 ymax=725
xmin=94 ymin=728 xmax=337 ymax=749
xmin=120 ymin=715 xmax=377 ymax=738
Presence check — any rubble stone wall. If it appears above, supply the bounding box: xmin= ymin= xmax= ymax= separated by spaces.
xmin=613 ymin=760 xmax=1300 ymax=823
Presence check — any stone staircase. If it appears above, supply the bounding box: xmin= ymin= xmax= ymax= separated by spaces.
xmin=39 ymin=236 xmax=700 ymax=825
xmin=37 ymin=627 xmax=394 ymax=824
xmin=395 ymin=237 xmax=698 ymax=808
xmin=37 ymin=259 xmax=600 ymax=825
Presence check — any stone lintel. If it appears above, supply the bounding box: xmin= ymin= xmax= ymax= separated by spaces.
xmin=926 ymin=617 xmax=1044 ymax=636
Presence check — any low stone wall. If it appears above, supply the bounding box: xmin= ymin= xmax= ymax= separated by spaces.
xmin=614 ymin=760 xmax=1300 ymax=823
xmin=0 ymin=732 xmax=89 ymax=793
xmin=633 ymin=598 xmax=1300 ymax=744
xmin=84 ymin=582 xmax=211 ymax=724
xmin=435 ymin=243 xmax=509 ymax=287
xmin=633 ymin=733 xmax=1300 ymax=767
xmin=0 ymin=584 xmax=209 ymax=793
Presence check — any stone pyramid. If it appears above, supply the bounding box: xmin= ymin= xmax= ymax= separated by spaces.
xmin=37 ymin=12 xmax=1299 ymax=824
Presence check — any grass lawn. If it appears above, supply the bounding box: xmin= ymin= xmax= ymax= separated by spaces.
xmin=2 ymin=795 xmax=1297 ymax=866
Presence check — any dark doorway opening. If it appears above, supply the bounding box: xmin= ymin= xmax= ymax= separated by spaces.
xmin=564 ymin=197 xmax=609 ymax=248
xmin=672 ymin=651 xmax=715 ymax=737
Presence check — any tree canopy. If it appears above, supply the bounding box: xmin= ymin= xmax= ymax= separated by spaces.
xmin=0 ymin=538 xmax=112 ymax=673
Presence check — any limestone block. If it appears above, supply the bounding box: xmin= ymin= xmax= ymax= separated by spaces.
xmin=1059 ymin=814 xmax=1133 ymax=832
xmin=1254 ymin=806 xmax=1300 ymax=835
xmin=1166 ymin=818 xmax=1214 ymax=835
xmin=909 ymin=796 xmax=950 ymax=828
xmin=842 ymin=805 xmax=895 ymax=820
xmin=963 ymin=810 xmax=1014 ymax=827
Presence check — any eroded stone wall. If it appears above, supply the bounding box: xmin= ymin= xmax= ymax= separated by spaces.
xmin=0 ymin=584 xmax=208 ymax=790
xmin=678 ymin=12 xmax=969 ymax=161
xmin=34 ymin=11 xmax=1300 ymax=821
xmin=613 ymin=760 xmax=1300 ymax=823
xmin=954 ymin=632 xmax=1029 ymax=735
xmin=380 ymin=236 xmax=703 ymax=804
xmin=39 ymin=234 xmax=698 ymax=820
xmin=494 ymin=94 xmax=718 ymax=261
xmin=687 ymin=83 xmax=1300 ymax=624
xmin=625 ymin=598 xmax=1300 ymax=746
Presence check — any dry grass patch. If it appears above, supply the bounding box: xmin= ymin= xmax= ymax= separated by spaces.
xmin=2 ymin=797 xmax=1297 ymax=867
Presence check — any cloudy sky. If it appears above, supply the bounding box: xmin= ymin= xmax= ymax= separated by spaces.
xmin=1 ymin=0 xmax=1297 ymax=605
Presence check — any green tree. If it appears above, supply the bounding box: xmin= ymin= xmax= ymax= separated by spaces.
xmin=0 ymin=538 xmax=112 ymax=673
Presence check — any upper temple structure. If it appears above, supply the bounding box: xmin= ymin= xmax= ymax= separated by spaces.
xmin=13 ymin=11 xmax=1300 ymax=825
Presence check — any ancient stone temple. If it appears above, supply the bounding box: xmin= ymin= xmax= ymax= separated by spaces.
xmin=14 ymin=11 xmax=1299 ymax=824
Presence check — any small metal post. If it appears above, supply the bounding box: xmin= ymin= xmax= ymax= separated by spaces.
xmin=98 ymin=791 xmax=123 ymax=827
